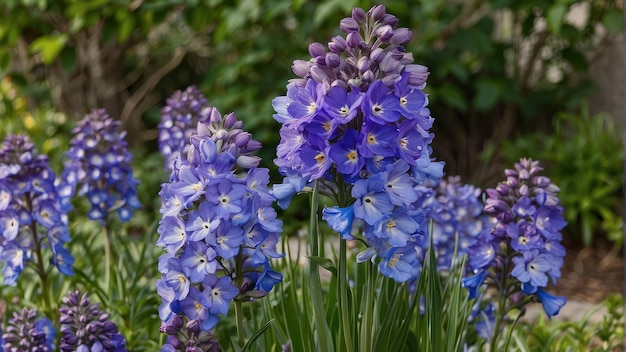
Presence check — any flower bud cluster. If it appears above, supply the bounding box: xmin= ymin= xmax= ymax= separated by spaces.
xmin=273 ymin=5 xmax=444 ymax=283
xmin=2 ymin=308 xmax=55 ymax=351
xmin=160 ymin=315 xmax=222 ymax=352
xmin=290 ymin=5 xmax=427 ymax=91
xmin=159 ymin=86 xmax=212 ymax=171
xmin=0 ymin=134 xmax=73 ymax=285
xmin=463 ymin=158 xmax=567 ymax=318
xmin=58 ymin=290 xmax=128 ymax=351
xmin=156 ymin=107 xmax=283 ymax=343
xmin=60 ymin=109 xmax=141 ymax=222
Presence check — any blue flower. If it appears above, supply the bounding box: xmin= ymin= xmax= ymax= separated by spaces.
xmin=61 ymin=109 xmax=140 ymax=222
xmin=322 ymin=205 xmax=355 ymax=240
xmin=462 ymin=270 xmax=488 ymax=299
xmin=0 ymin=135 xmax=73 ymax=284
xmin=352 ymin=173 xmax=393 ymax=225
xmin=536 ymin=288 xmax=567 ymax=319
xmin=363 ymin=80 xmax=401 ymax=124
xmin=378 ymin=246 xmax=419 ymax=282
xmin=157 ymin=106 xmax=282 ymax=341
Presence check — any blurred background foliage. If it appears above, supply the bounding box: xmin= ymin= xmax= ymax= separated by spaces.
xmin=0 ymin=0 xmax=623 ymax=249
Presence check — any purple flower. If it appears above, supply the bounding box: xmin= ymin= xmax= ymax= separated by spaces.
xmin=58 ymin=291 xmax=127 ymax=352
xmin=60 ymin=109 xmax=140 ymax=222
xmin=465 ymin=158 xmax=568 ymax=324
xmin=2 ymin=308 xmax=55 ymax=351
xmin=156 ymin=105 xmax=282 ymax=343
xmin=159 ymin=86 xmax=211 ymax=170
xmin=352 ymin=173 xmax=393 ymax=225
xmin=0 ymin=134 xmax=73 ymax=284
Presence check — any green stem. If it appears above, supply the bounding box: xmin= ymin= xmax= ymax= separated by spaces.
xmin=308 ymin=181 xmax=333 ymax=352
xmin=339 ymin=239 xmax=354 ymax=352
xmin=489 ymin=252 xmax=510 ymax=352
xmin=31 ymin=221 xmax=52 ymax=316
xmin=361 ymin=260 xmax=374 ymax=352
xmin=235 ymin=251 xmax=245 ymax=348
xmin=102 ymin=218 xmax=113 ymax=299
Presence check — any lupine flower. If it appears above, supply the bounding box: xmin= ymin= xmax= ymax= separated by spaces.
xmin=273 ymin=5 xmax=444 ymax=282
xmin=58 ymin=290 xmax=128 ymax=352
xmin=159 ymin=86 xmax=212 ymax=171
xmin=0 ymin=135 xmax=74 ymax=285
xmin=60 ymin=109 xmax=141 ymax=222
xmin=463 ymin=158 xmax=567 ymax=318
xmin=2 ymin=308 xmax=55 ymax=351
xmin=156 ymin=106 xmax=283 ymax=345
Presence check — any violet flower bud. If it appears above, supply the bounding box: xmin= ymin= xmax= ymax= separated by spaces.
xmin=375 ymin=24 xmax=393 ymax=41
xmin=328 ymin=35 xmax=347 ymax=53
xmin=368 ymin=4 xmax=386 ymax=21
xmin=370 ymin=47 xmax=385 ymax=63
xmin=308 ymin=42 xmax=326 ymax=58
xmin=380 ymin=14 xmax=398 ymax=26
xmin=340 ymin=17 xmax=359 ymax=33
xmin=352 ymin=7 xmax=366 ymax=22
xmin=346 ymin=31 xmax=362 ymax=48
xmin=390 ymin=27 xmax=412 ymax=45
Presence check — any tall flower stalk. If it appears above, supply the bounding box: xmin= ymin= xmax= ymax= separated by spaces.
xmin=462 ymin=158 xmax=567 ymax=350
xmin=272 ymin=5 xmax=444 ymax=351
xmin=60 ymin=108 xmax=141 ymax=296
xmin=156 ymin=106 xmax=282 ymax=351
xmin=0 ymin=135 xmax=73 ymax=320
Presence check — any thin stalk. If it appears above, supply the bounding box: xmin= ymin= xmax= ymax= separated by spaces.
xmin=235 ymin=251 xmax=245 ymax=348
xmin=489 ymin=253 xmax=510 ymax=352
xmin=338 ymin=239 xmax=354 ymax=352
xmin=308 ymin=181 xmax=333 ymax=352
xmin=31 ymin=221 xmax=52 ymax=316
xmin=102 ymin=217 xmax=113 ymax=299
xmin=361 ymin=260 xmax=374 ymax=352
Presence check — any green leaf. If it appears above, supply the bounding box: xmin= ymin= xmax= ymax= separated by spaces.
xmin=242 ymin=319 xmax=275 ymax=352
xmin=308 ymin=255 xmax=337 ymax=276
xmin=547 ymin=4 xmax=567 ymax=34
xmin=29 ymin=33 xmax=68 ymax=64
xmin=602 ymin=9 xmax=624 ymax=34
xmin=116 ymin=11 xmax=136 ymax=42
xmin=473 ymin=78 xmax=502 ymax=111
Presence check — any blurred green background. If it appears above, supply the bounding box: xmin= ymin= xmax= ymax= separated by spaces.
xmin=0 ymin=0 xmax=623 ymax=248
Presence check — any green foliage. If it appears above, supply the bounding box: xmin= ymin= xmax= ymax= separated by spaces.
xmin=510 ymin=294 xmax=624 ymax=351
xmin=503 ymin=103 xmax=623 ymax=247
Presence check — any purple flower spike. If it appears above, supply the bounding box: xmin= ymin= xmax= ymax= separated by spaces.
xmin=272 ymin=5 xmax=445 ymax=282
xmin=61 ymin=108 xmax=141 ymax=222
xmin=2 ymin=308 xmax=55 ymax=351
xmin=463 ymin=158 xmax=567 ymax=319
xmin=0 ymin=134 xmax=73 ymax=284
xmin=156 ymin=105 xmax=282 ymax=348
xmin=58 ymin=291 xmax=128 ymax=352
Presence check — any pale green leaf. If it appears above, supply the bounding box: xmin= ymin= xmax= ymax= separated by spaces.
xmin=29 ymin=34 xmax=68 ymax=64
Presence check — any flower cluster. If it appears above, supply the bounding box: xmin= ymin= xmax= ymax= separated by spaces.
xmin=2 ymin=308 xmax=55 ymax=351
xmin=156 ymin=107 xmax=282 ymax=347
xmin=159 ymin=86 xmax=212 ymax=171
xmin=463 ymin=158 xmax=567 ymax=318
xmin=272 ymin=4 xmax=444 ymax=282
xmin=60 ymin=108 xmax=140 ymax=222
xmin=58 ymin=290 xmax=128 ymax=351
xmin=425 ymin=176 xmax=494 ymax=270
xmin=0 ymin=135 xmax=74 ymax=285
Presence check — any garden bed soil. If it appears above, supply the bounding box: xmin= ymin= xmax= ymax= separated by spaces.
xmin=553 ymin=239 xmax=624 ymax=304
